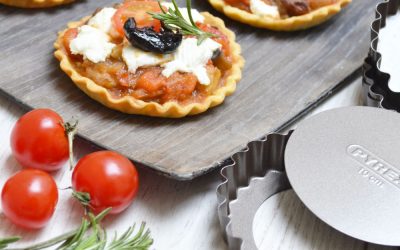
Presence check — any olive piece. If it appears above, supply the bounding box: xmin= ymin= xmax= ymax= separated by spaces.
xmin=211 ymin=49 xmax=221 ymax=60
xmin=280 ymin=0 xmax=311 ymax=16
xmin=123 ymin=18 xmax=183 ymax=54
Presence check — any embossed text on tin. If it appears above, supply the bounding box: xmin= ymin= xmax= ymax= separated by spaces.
xmin=347 ymin=145 xmax=400 ymax=189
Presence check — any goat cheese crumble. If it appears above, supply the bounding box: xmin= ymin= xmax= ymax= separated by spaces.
xmin=122 ymin=46 xmax=172 ymax=73
xmin=250 ymin=0 xmax=280 ymax=18
xmin=87 ymin=7 xmax=117 ymax=33
xmin=162 ymin=38 xmax=221 ymax=85
xmin=70 ymin=25 xmax=115 ymax=63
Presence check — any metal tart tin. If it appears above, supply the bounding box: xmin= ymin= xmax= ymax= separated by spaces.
xmin=362 ymin=0 xmax=400 ymax=111
xmin=217 ymin=107 xmax=400 ymax=249
xmin=217 ymin=132 xmax=292 ymax=250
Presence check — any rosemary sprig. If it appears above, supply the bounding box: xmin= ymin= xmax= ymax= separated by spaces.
xmin=106 ymin=223 xmax=153 ymax=250
xmin=149 ymin=0 xmax=216 ymax=44
xmin=0 ymin=236 xmax=20 ymax=249
xmin=6 ymin=209 xmax=110 ymax=250
xmin=58 ymin=213 xmax=106 ymax=250
xmin=5 ymin=208 xmax=153 ymax=250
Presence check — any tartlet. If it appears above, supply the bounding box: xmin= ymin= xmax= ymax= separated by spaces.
xmin=0 ymin=0 xmax=73 ymax=8
xmin=55 ymin=1 xmax=243 ymax=118
xmin=208 ymin=0 xmax=352 ymax=31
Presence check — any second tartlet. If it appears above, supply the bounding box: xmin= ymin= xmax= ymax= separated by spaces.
xmin=208 ymin=0 xmax=351 ymax=31
xmin=0 ymin=0 xmax=74 ymax=8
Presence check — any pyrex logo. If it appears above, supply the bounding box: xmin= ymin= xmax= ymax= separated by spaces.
xmin=347 ymin=145 xmax=400 ymax=189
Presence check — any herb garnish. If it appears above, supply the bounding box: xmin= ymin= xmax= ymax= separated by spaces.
xmin=0 ymin=236 xmax=20 ymax=249
xmin=3 ymin=208 xmax=153 ymax=250
xmin=149 ymin=0 xmax=216 ymax=44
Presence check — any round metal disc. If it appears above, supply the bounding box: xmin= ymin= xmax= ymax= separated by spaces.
xmin=285 ymin=106 xmax=400 ymax=246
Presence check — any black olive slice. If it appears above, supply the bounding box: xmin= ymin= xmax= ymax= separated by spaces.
xmin=123 ymin=18 xmax=183 ymax=54
xmin=211 ymin=49 xmax=222 ymax=60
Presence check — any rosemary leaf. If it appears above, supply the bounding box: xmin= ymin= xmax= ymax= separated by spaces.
xmin=105 ymin=223 xmax=153 ymax=250
xmin=5 ymin=207 xmax=152 ymax=250
xmin=6 ymin=208 xmax=112 ymax=250
xmin=56 ymin=218 xmax=90 ymax=249
xmin=0 ymin=236 xmax=20 ymax=249
xmin=149 ymin=0 xmax=216 ymax=44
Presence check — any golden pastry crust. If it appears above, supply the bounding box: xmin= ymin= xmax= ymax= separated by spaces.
xmin=54 ymin=13 xmax=244 ymax=118
xmin=0 ymin=0 xmax=73 ymax=8
xmin=208 ymin=0 xmax=351 ymax=31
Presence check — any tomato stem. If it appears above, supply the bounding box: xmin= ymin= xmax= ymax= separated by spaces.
xmin=72 ymin=190 xmax=92 ymax=213
xmin=63 ymin=120 xmax=78 ymax=170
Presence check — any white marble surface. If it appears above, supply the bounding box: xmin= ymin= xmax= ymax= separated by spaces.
xmin=0 ymin=79 xmax=395 ymax=249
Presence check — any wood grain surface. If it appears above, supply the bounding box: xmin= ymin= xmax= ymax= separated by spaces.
xmin=0 ymin=0 xmax=377 ymax=180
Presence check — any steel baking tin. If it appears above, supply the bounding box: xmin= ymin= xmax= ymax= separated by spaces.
xmin=285 ymin=107 xmax=400 ymax=246
xmin=216 ymin=132 xmax=292 ymax=250
xmin=217 ymin=107 xmax=400 ymax=249
xmin=362 ymin=0 xmax=400 ymax=111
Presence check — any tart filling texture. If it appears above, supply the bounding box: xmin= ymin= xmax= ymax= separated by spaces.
xmin=209 ymin=0 xmax=351 ymax=30
xmin=55 ymin=0 xmax=243 ymax=117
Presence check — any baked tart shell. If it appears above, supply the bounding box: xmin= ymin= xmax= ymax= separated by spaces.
xmin=0 ymin=0 xmax=74 ymax=8
xmin=208 ymin=0 xmax=351 ymax=31
xmin=54 ymin=13 xmax=244 ymax=118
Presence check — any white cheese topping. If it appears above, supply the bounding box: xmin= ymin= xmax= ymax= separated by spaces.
xmin=377 ymin=13 xmax=400 ymax=92
xmin=122 ymin=38 xmax=221 ymax=85
xmin=72 ymin=6 xmax=218 ymax=85
xmin=250 ymin=0 xmax=280 ymax=18
xmin=70 ymin=25 xmax=116 ymax=63
xmin=162 ymin=38 xmax=221 ymax=85
xmin=162 ymin=2 xmax=205 ymax=23
xmin=88 ymin=7 xmax=117 ymax=34
xmin=122 ymin=45 xmax=172 ymax=73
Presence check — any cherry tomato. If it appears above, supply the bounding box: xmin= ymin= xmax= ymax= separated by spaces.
xmin=10 ymin=109 xmax=69 ymax=172
xmin=1 ymin=169 xmax=58 ymax=229
xmin=72 ymin=151 xmax=139 ymax=214
xmin=112 ymin=0 xmax=164 ymax=36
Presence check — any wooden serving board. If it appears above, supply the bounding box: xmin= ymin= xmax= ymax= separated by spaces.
xmin=0 ymin=0 xmax=376 ymax=180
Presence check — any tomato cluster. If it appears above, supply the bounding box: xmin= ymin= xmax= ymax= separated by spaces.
xmin=1 ymin=109 xmax=139 ymax=229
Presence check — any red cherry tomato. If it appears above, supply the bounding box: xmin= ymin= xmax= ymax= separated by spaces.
xmin=72 ymin=151 xmax=139 ymax=214
xmin=10 ymin=109 xmax=69 ymax=171
xmin=1 ymin=169 xmax=58 ymax=229
xmin=112 ymin=0 xmax=164 ymax=36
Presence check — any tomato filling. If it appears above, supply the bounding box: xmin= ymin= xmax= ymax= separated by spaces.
xmin=61 ymin=0 xmax=233 ymax=105
xmin=225 ymin=0 xmax=339 ymax=17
